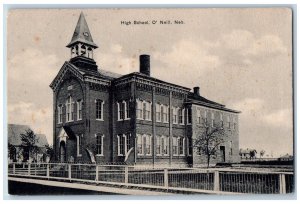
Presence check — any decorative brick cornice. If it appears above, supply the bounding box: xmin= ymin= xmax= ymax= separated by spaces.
xmin=114 ymin=74 xmax=190 ymax=96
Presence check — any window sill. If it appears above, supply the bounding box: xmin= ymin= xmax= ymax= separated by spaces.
xmin=117 ymin=118 xmax=131 ymax=121
xmin=77 ymin=119 xmax=82 ymax=121
xmin=77 ymin=155 xmax=82 ymax=157
xmin=96 ymin=154 xmax=104 ymax=157
xmin=96 ymin=119 xmax=104 ymax=121
xmin=66 ymin=120 xmax=74 ymax=123
xmin=157 ymin=154 xmax=169 ymax=157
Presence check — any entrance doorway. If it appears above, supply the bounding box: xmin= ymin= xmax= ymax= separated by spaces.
xmin=60 ymin=141 xmax=66 ymax=163
xmin=220 ymin=146 xmax=226 ymax=162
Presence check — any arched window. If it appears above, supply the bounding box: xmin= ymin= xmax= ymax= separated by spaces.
xmin=66 ymin=96 xmax=74 ymax=122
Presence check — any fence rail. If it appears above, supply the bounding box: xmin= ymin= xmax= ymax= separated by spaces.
xmin=8 ymin=162 xmax=294 ymax=194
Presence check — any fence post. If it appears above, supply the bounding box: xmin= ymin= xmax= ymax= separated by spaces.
xmin=214 ymin=170 xmax=220 ymax=191
xmin=164 ymin=168 xmax=169 ymax=188
xmin=13 ymin=163 xmax=15 ymax=174
xmin=95 ymin=165 xmax=98 ymax=182
xmin=46 ymin=164 xmax=50 ymax=179
xmin=279 ymin=174 xmax=286 ymax=194
xmin=125 ymin=166 xmax=128 ymax=184
xmin=68 ymin=164 xmax=72 ymax=181
xmin=28 ymin=163 xmax=31 ymax=175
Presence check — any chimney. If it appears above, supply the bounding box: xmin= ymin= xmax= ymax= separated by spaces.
xmin=140 ymin=54 xmax=150 ymax=76
xmin=193 ymin=87 xmax=200 ymax=96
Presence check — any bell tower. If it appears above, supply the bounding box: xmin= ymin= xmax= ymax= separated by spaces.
xmin=66 ymin=12 xmax=98 ymax=71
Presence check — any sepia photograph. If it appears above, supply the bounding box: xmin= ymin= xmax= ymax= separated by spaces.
xmin=5 ymin=7 xmax=294 ymax=197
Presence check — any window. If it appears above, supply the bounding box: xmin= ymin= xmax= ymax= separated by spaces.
xmin=156 ymin=104 xmax=161 ymax=122
xmin=137 ymin=134 xmax=143 ymax=155
xmin=203 ymin=110 xmax=207 ymax=125
xmin=126 ymin=101 xmax=130 ymax=119
xmin=117 ymin=133 xmax=131 ymax=156
xmin=229 ymin=141 xmax=233 ymax=155
xmin=162 ymin=105 xmax=169 ymax=123
xmin=67 ymin=85 xmax=73 ymax=90
xmin=156 ymin=136 xmax=161 ymax=155
xmin=188 ymin=138 xmax=193 ymax=156
xmin=66 ymin=96 xmax=74 ymax=122
xmin=117 ymin=101 xmax=125 ymax=120
xmin=57 ymin=105 xmax=63 ymax=124
xmin=145 ymin=135 xmax=152 ymax=155
xmin=96 ymin=134 xmax=104 ymax=156
xmin=233 ymin=117 xmax=237 ymax=130
xmin=220 ymin=113 xmax=224 ymax=127
xmin=162 ymin=136 xmax=169 ymax=155
xmin=117 ymin=101 xmax=130 ymax=120
xmin=77 ymin=100 xmax=83 ymax=120
xmin=178 ymin=108 xmax=184 ymax=124
xmin=143 ymin=101 xmax=151 ymax=121
xmin=179 ymin=137 xmax=185 ymax=155
xmin=136 ymin=100 xmax=143 ymax=119
xmin=76 ymin=134 xmax=82 ymax=157
xmin=173 ymin=137 xmax=178 ymax=155
xmin=173 ymin=107 xmax=178 ymax=124
xmin=96 ymin=99 xmax=104 ymax=120
xmin=187 ymin=108 xmax=192 ymax=124
xmin=126 ymin=133 xmax=131 ymax=152
xmin=227 ymin=115 xmax=231 ymax=129
xmin=117 ymin=134 xmax=125 ymax=156
xmin=211 ymin=112 xmax=215 ymax=127
xmin=197 ymin=109 xmax=201 ymax=124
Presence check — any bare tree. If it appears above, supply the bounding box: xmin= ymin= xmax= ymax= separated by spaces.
xmin=20 ymin=129 xmax=39 ymax=162
xmin=249 ymin=149 xmax=257 ymax=160
xmin=193 ymin=120 xmax=226 ymax=168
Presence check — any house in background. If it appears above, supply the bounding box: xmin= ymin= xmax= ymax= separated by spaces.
xmin=50 ymin=12 xmax=240 ymax=167
xmin=239 ymin=148 xmax=257 ymax=160
xmin=8 ymin=124 xmax=49 ymax=162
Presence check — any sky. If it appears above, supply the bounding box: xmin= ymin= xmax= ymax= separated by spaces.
xmin=7 ymin=8 xmax=293 ymax=157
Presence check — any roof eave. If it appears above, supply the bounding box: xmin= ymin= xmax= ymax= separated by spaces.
xmin=186 ymin=100 xmax=241 ymax=113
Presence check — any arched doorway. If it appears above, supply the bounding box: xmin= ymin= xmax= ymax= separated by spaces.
xmin=60 ymin=141 xmax=66 ymax=163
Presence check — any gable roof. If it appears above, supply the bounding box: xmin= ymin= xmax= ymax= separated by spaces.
xmin=66 ymin=12 xmax=98 ymax=48
xmin=8 ymin=124 xmax=49 ymax=147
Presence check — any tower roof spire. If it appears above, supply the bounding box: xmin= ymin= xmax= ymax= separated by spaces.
xmin=66 ymin=12 xmax=98 ymax=48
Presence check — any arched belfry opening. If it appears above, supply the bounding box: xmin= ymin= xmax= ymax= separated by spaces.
xmin=66 ymin=12 xmax=98 ymax=71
